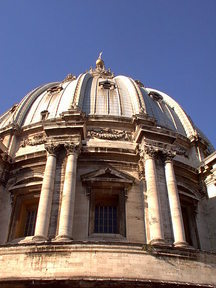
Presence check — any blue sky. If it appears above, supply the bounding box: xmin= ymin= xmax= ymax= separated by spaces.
xmin=0 ymin=0 xmax=215 ymax=148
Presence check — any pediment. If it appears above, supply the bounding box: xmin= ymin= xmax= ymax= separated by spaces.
xmin=81 ymin=167 xmax=135 ymax=186
xmin=9 ymin=174 xmax=43 ymax=191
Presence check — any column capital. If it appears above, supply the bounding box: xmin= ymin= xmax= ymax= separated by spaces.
xmin=163 ymin=150 xmax=176 ymax=163
xmin=64 ymin=143 xmax=81 ymax=156
xmin=45 ymin=143 xmax=60 ymax=156
xmin=144 ymin=145 xmax=158 ymax=160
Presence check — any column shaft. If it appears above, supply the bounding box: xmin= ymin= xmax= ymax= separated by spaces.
xmin=34 ymin=152 xmax=56 ymax=241
xmin=145 ymin=155 xmax=164 ymax=245
xmin=165 ymin=160 xmax=187 ymax=247
xmin=57 ymin=150 xmax=78 ymax=240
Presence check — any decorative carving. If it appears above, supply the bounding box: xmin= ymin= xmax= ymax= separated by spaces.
xmin=175 ymin=146 xmax=188 ymax=158
xmin=138 ymin=158 xmax=145 ymax=180
xmin=64 ymin=143 xmax=80 ymax=155
xmin=144 ymin=145 xmax=158 ymax=158
xmin=70 ymin=102 xmax=82 ymax=112
xmin=143 ymin=140 xmax=188 ymax=160
xmin=20 ymin=133 xmax=46 ymax=147
xmin=90 ymin=53 xmax=114 ymax=79
xmin=45 ymin=143 xmax=60 ymax=156
xmin=62 ymin=73 xmax=76 ymax=83
xmin=144 ymin=140 xmax=170 ymax=150
xmin=162 ymin=150 xmax=176 ymax=162
xmin=87 ymin=129 xmax=132 ymax=141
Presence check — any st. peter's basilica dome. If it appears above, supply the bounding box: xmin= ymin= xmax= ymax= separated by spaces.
xmin=0 ymin=55 xmax=215 ymax=288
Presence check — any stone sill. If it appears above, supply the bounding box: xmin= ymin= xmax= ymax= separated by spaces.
xmin=88 ymin=233 xmax=127 ymax=241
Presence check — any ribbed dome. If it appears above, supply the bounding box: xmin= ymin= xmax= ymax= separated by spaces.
xmin=0 ymin=64 xmax=214 ymax=152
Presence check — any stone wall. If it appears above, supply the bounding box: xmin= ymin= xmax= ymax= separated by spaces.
xmin=0 ymin=243 xmax=216 ymax=286
xmin=0 ymin=186 xmax=11 ymax=244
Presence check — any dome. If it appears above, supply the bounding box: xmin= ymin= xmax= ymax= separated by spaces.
xmin=0 ymin=61 xmax=214 ymax=155
xmin=0 ymin=57 xmax=216 ymax=288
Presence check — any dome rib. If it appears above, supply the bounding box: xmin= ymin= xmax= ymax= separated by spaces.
xmin=129 ymin=78 xmax=146 ymax=113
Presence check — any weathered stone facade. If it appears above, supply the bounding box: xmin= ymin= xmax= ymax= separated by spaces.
xmin=0 ymin=56 xmax=215 ymax=287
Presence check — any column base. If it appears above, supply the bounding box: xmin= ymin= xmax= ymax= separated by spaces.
xmin=149 ymin=238 xmax=166 ymax=246
xmin=32 ymin=235 xmax=48 ymax=242
xmin=54 ymin=235 xmax=73 ymax=242
xmin=174 ymin=241 xmax=188 ymax=248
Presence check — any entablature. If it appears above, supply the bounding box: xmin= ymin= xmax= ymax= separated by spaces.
xmin=134 ymin=124 xmax=177 ymax=144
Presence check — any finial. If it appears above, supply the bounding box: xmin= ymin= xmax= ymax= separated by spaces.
xmin=99 ymin=51 xmax=103 ymax=59
xmin=96 ymin=51 xmax=104 ymax=69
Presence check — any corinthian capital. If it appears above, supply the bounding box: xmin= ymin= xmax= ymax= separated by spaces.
xmin=163 ymin=150 xmax=176 ymax=162
xmin=64 ymin=143 xmax=80 ymax=155
xmin=45 ymin=143 xmax=60 ymax=156
xmin=144 ymin=145 xmax=158 ymax=160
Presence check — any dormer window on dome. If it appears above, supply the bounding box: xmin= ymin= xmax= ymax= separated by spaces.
xmin=40 ymin=110 xmax=49 ymax=121
xmin=149 ymin=91 xmax=163 ymax=101
xmin=99 ymin=79 xmax=116 ymax=90
xmin=47 ymin=85 xmax=63 ymax=94
xmin=135 ymin=80 xmax=145 ymax=88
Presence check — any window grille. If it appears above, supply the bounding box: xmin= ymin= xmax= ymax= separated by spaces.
xmin=94 ymin=206 xmax=117 ymax=233
xmin=24 ymin=209 xmax=37 ymax=236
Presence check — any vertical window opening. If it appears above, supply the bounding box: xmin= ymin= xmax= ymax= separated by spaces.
xmin=89 ymin=188 xmax=125 ymax=236
xmin=24 ymin=208 xmax=37 ymax=237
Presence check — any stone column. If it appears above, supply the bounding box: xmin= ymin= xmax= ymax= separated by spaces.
xmin=56 ymin=143 xmax=79 ymax=241
xmin=164 ymin=152 xmax=187 ymax=247
xmin=144 ymin=146 xmax=165 ymax=245
xmin=33 ymin=144 xmax=59 ymax=241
